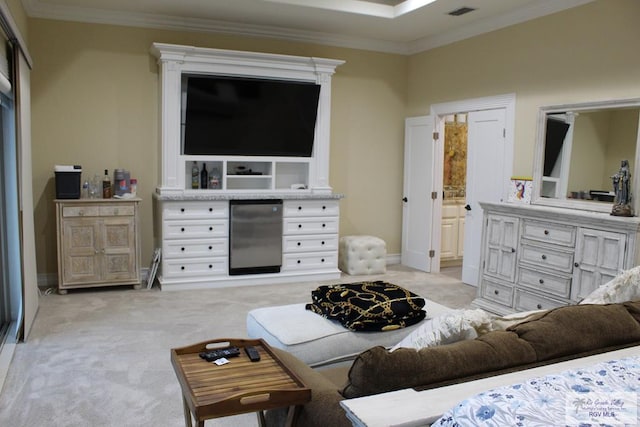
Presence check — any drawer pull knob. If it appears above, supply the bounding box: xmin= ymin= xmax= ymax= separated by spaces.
xmin=321 ymin=258 xmax=325 ymax=262
xmin=181 ymin=247 xmax=185 ymax=251
xmin=574 ymin=262 xmax=579 ymax=268
xmin=181 ymin=208 xmax=185 ymax=212
xmin=537 ymin=304 xmax=543 ymax=309
xmin=209 ymin=208 xmax=213 ymax=212
xmin=181 ymin=266 xmax=185 ymax=270
xmin=79 ymin=210 xmax=84 ymax=216
xmin=322 ymin=223 xmax=326 ymax=228
xmin=541 ymin=254 xmax=547 ymax=260
xmin=322 ymin=206 xmax=326 ymax=210
xmin=209 ymin=227 xmax=213 ymax=231
xmin=297 ymin=242 xmax=301 ymax=246
xmin=298 ymin=224 xmax=302 ymax=228
xmin=209 ymin=265 xmax=212 ymax=269
xmin=181 ymin=227 xmax=185 ymax=232
xmin=321 ymin=241 xmax=325 ymax=245
xmin=544 ymin=230 xmax=549 ymax=235
xmin=298 ymin=206 xmax=302 ymax=210
xmin=494 ymin=290 xmax=499 ymax=295
xmin=297 ymin=260 xmax=301 ymax=264
xmin=208 ymin=246 xmax=212 ymax=250
xmin=539 ymin=279 xmax=544 ymax=284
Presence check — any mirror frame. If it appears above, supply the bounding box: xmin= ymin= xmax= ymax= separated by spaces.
xmin=532 ymin=98 xmax=640 ymax=214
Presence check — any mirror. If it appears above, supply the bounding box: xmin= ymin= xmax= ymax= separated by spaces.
xmin=532 ymin=98 xmax=640 ymax=214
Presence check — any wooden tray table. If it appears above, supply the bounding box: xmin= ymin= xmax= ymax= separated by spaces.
xmin=171 ymin=338 xmax=311 ymax=427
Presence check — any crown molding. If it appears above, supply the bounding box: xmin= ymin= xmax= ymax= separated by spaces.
xmin=22 ymin=0 xmax=594 ymax=56
xmin=407 ymin=0 xmax=595 ymax=54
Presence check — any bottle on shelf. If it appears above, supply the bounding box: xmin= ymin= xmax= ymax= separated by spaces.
xmin=200 ymin=163 xmax=208 ymax=189
xmin=129 ymin=178 xmax=137 ymax=197
xmin=191 ymin=161 xmax=199 ymax=189
xmin=102 ymin=169 xmax=112 ymax=199
xmin=209 ymin=167 xmax=221 ymax=189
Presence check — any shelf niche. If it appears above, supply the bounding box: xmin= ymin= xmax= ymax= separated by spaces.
xmin=151 ymin=43 xmax=344 ymax=195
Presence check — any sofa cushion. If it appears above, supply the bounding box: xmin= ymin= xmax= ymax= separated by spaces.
xmin=342 ymin=331 xmax=536 ymax=398
xmin=508 ymin=303 xmax=640 ymax=361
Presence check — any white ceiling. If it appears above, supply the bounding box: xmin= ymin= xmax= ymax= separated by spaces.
xmin=21 ymin=0 xmax=594 ymax=54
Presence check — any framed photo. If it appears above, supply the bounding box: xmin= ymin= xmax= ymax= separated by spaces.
xmin=146 ymin=248 xmax=161 ymax=289
xmin=508 ymin=177 xmax=533 ymax=204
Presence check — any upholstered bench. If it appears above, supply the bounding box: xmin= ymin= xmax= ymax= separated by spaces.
xmin=338 ymin=235 xmax=387 ymax=275
xmin=246 ymin=299 xmax=454 ymax=368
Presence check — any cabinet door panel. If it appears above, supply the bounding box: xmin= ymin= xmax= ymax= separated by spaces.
xmin=102 ymin=218 xmax=137 ymax=281
xmin=440 ymin=217 xmax=457 ymax=260
xmin=483 ymin=214 xmax=518 ymax=282
xmin=62 ymin=219 xmax=101 ymax=283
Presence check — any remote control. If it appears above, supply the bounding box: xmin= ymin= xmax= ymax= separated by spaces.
xmin=244 ymin=346 xmax=260 ymax=362
xmin=199 ymin=346 xmax=240 ymax=362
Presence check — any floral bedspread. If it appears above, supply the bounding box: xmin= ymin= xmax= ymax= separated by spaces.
xmin=432 ymin=356 xmax=640 ymax=427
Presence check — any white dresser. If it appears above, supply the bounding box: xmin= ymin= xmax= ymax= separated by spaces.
xmin=473 ymin=202 xmax=640 ymax=315
xmin=154 ymin=195 xmax=341 ymax=290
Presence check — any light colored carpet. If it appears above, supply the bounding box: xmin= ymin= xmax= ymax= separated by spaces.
xmin=0 ymin=264 xmax=476 ymax=427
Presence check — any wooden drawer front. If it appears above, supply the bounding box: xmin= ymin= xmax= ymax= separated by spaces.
xmin=514 ymin=289 xmax=567 ymax=312
xmin=283 ymin=234 xmax=338 ymax=253
xmin=163 ymin=201 xmax=228 ymax=220
xmin=518 ymin=267 xmax=571 ymax=298
xmin=163 ymin=258 xmax=227 ymax=277
xmin=99 ymin=205 xmax=134 ymax=216
xmin=282 ymin=252 xmax=337 ymax=271
xmin=521 ymin=220 xmax=576 ymax=247
xmin=164 ymin=220 xmax=228 ymax=239
xmin=480 ymin=279 xmax=514 ymax=307
xmin=163 ymin=239 xmax=227 ymax=259
xmin=283 ymin=217 xmax=339 ymax=235
xmin=62 ymin=206 xmax=100 ymax=217
xmin=520 ymin=242 xmax=574 ymax=273
xmin=283 ymin=200 xmax=339 ymax=217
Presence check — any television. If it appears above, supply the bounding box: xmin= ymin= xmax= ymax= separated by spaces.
xmin=182 ymin=75 xmax=321 ymax=157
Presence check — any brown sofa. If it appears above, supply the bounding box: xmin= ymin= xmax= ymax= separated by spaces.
xmin=266 ymin=301 xmax=640 ymax=427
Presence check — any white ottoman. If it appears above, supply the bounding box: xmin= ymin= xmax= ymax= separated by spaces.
xmin=339 ymin=235 xmax=387 ymax=275
xmin=246 ymin=300 xmax=454 ymax=368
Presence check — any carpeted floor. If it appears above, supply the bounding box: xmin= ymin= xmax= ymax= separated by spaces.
xmin=0 ymin=264 xmax=476 ymax=427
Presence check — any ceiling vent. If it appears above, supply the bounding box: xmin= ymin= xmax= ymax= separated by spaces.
xmin=447 ymin=7 xmax=476 ymax=16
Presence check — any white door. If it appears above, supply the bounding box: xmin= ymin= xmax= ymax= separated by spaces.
xmin=462 ymin=109 xmax=507 ymax=285
xmin=401 ymin=116 xmax=434 ymax=271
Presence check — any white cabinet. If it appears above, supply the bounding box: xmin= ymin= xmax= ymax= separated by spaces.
xmin=473 ymin=202 xmax=640 ymax=315
xmin=158 ymin=200 xmax=229 ymax=281
xmin=55 ymin=199 xmax=141 ymax=293
xmin=154 ymin=196 xmax=341 ymax=290
xmin=440 ymin=201 xmax=466 ymax=263
xmin=281 ymin=200 xmax=339 ymax=273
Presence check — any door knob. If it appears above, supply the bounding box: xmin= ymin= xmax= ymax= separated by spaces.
xmin=402 ymin=197 xmax=408 ymax=202
xmin=464 ymin=204 xmax=471 ymax=211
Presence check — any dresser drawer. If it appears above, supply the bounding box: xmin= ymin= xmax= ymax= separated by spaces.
xmin=163 ymin=238 xmax=227 ymax=259
xmin=283 ymin=200 xmax=339 ymax=217
xmin=162 ymin=257 xmax=227 ymax=277
xmin=163 ymin=201 xmax=228 ymax=220
xmin=99 ymin=205 xmax=134 ymax=216
xmin=521 ymin=220 xmax=576 ymax=247
xmin=283 ymin=217 xmax=339 ymax=235
xmin=514 ymin=289 xmax=568 ymax=312
xmin=163 ymin=219 xmax=228 ymax=239
xmin=519 ymin=242 xmax=574 ymax=273
xmin=62 ymin=205 xmax=100 ymax=217
xmin=282 ymin=252 xmax=337 ymax=271
xmin=283 ymin=234 xmax=338 ymax=253
xmin=480 ymin=279 xmax=514 ymax=307
xmin=517 ymin=266 xmax=571 ymax=298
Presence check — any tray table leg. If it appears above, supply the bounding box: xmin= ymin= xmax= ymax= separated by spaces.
xmin=182 ymin=396 xmax=193 ymax=427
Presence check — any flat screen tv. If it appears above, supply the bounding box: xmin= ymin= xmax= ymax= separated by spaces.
xmin=182 ymin=75 xmax=321 ymax=157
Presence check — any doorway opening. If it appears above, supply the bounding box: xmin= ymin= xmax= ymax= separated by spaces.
xmin=440 ymin=114 xmax=467 ymax=281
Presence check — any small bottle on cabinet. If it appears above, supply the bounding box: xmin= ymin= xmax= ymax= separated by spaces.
xmin=209 ymin=167 xmax=220 ymax=189
xmin=102 ymin=169 xmax=112 ymax=198
xmin=200 ymin=163 xmax=208 ymax=189
xmin=129 ymin=178 xmax=137 ymax=197
xmin=191 ymin=161 xmax=199 ymax=189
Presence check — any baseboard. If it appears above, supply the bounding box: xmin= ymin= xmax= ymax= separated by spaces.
xmin=386 ymin=253 xmax=400 ymax=265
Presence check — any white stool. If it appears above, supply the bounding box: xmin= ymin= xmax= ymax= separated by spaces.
xmin=339 ymin=235 xmax=387 ymax=275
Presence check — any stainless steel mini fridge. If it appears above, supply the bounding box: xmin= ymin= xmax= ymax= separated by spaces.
xmin=229 ymin=200 xmax=283 ymax=275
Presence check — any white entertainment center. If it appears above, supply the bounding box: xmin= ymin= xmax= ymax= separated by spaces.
xmin=151 ymin=43 xmax=345 ymax=290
